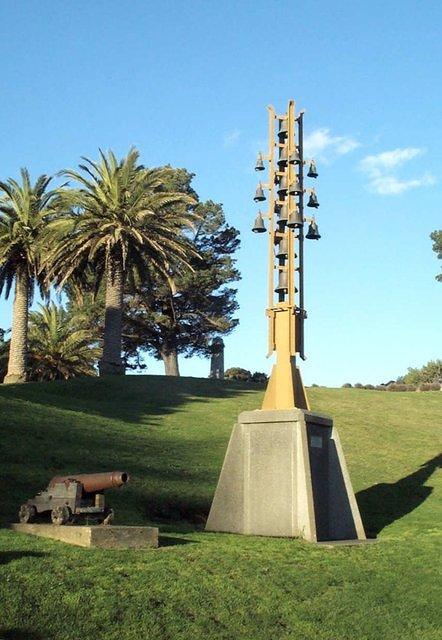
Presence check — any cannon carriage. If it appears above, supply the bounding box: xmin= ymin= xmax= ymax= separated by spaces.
xmin=18 ymin=471 xmax=129 ymax=525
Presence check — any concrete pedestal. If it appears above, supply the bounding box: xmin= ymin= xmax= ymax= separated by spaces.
xmin=10 ymin=524 xmax=159 ymax=549
xmin=205 ymin=409 xmax=366 ymax=542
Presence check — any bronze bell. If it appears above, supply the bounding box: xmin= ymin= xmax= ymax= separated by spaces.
xmin=275 ymin=236 xmax=288 ymax=258
xmin=277 ymin=205 xmax=288 ymax=224
xmin=307 ymin=190 xmax=319 ymax=208
xmin=275 ymin=270 xmax=288 ymax=294
xmin=277 ymin=177 xmax=288 ymax=198
xmin=307 ymin=160 xmax=318 ymax=178
xmin=254 ymin=183 xmax=266 ymax=202
xmin=255 ymin=153 xmax=265 ymax=171
xmin=252 ymin=211 xmax=266 ymax=233
xmin=306 ymin=220 xmax=321 ymax=240
xmin=287 ymin=207 xmax=303 ymax=229
xmin=277 ymin=148 xmax=288 ymax=168
xmin=289 ymin=178 xmax=302 ymax=196
xmin=278 ymin=119 xmax=288 ymax=140
xmin=289 ymin=148 xmax=300 ymax=164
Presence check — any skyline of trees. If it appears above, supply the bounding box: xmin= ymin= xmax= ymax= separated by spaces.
xmin=0 ymin=150 xmax=241 ymax=382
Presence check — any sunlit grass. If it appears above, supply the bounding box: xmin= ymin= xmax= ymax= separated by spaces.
xmin=0 ymin=377 xmax=441 ymax=639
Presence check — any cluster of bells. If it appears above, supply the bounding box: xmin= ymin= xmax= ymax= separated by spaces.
xmin=252 ymin=172 xmax=320 ymax=239
xmin=252 ymin=118 xmax=321 ymax=294
xmin=252 ymin=118 xmax=321 ymax=241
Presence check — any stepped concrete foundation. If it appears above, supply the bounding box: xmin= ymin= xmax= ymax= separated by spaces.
xmin=10 ymin=524 xmax=159 ymax=549
xmin=205 ymin=409 xmax=366 ymax=543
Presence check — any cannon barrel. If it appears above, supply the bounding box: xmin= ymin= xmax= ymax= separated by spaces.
xmin=49 ymin=471 xmax=129 ymax=493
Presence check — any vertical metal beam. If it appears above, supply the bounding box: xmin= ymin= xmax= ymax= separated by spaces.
xmin=297 ymin=111 xmax=306 ymax=360
xmin=267 ymin=105 xmax=276 ymax=311
xmin=262 ymin=100 xmax=309 ymax=409
xmin=287 ymin=99 xmax=295 ymax=310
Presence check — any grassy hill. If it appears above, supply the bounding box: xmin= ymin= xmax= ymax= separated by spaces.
xmin=0 ymin=376 xmax=441 ymax=640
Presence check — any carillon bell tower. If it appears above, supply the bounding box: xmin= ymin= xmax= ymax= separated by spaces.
xmin=206 ymin=101 xmax=366 ymax=543
xmin=252 ymin=100 xmax=319 ymax=411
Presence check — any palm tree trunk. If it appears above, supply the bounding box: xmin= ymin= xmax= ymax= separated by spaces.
xmin=99 ymin=256 xmax=125 ymax=376
xmin=161 ymin=347 xmax=180 ymax=376
xmin=4 ymin=270 xmax=29 ymax=384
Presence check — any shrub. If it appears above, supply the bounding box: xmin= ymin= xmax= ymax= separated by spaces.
xmin=418 ymin=382 xmax=441 ymax=391
xmin=364 ymin=384 xmax=375 ymax=390
xmin=224 ymin=367 xmax=252 ymax=381
xmin=342 ymin=383 xmax=352 ymax=388
xmin=387 ymin=383 xmax=407 ymax=391
xmin=375 ymin=385 xmax=387 ymax=391
xmin=354 ymin=383 xmax=363 ymax=389
xmin=251 ymin=371 xmax=267 ymax=383
xmin=311 ymin=383 xmax=319 ymax=388
xmin=387 ymin=383 xmax=416 ymax=392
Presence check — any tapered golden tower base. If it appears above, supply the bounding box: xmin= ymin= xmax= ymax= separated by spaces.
xmin=262 ymin=357 xmax=309 ymax=411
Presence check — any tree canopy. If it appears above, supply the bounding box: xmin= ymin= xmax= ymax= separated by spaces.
xmin=27 ymin=303 xmax=100 ymax=381
xmin=403 ymin=359 xmax=442 ymax=386
xmin=45 ymin=148 xmax=198 ymax=375
xmin=123 ymin=198 xmax=240 ymax=375
xmin=430 ymin=230 xmax=442 ymax=282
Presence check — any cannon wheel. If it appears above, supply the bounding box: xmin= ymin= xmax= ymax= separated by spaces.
xmin=100 ymin=508 xmax=114 ymax=525
xmin=18 ymin=504 xmax=36 ymax=524
xmin=51 ymin=505 xmax=71 ymax=525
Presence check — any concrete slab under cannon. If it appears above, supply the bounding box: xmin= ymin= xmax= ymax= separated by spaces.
xmin=9 ymin=524 xmax=159 ymax=549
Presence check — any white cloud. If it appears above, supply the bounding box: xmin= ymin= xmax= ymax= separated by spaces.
xmin=369 ymin=174 xmax=435 ymax=195
xmin=223 ymin=129 xmax=241 ymax=148
xmin=360 ymin=147 xmax=435 ymax=195
xmin=360 ymin=147 xmax=422 ymax=171
xmin=303 ymin=128 xmax=360 ymax=162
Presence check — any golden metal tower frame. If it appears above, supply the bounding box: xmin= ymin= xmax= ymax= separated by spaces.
xmin=259 ymin=100 xmax=314 ymax=411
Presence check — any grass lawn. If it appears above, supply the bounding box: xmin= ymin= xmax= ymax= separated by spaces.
xmin=0 ymin=376 xmax=441 ymax=640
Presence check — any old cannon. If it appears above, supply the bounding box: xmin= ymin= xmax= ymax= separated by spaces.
xmin=18 ymin=471 xmax=129 ymax=525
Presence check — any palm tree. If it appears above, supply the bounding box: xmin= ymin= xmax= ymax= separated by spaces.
xmin=27 ymin=303 xmax=100 ymax=381
xmin=0 ymin=329 xmax=9 ymax=381
xmin=46 ymin=148 xmax=197 ymax=375
xmin=0 ymin=169 xmax=66 ymax=383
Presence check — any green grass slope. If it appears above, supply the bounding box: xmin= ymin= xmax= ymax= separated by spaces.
xmin=0 ymin=376 xmax=441 ymax=640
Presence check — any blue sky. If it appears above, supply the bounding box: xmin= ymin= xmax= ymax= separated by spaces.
xmin=0 ymin=0 xmax=440 ymax=385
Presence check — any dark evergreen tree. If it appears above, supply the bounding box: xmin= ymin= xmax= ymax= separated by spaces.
xmin=123 ymin=199 xmax=240 ymax=375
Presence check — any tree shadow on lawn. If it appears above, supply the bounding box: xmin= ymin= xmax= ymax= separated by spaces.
xmin=356 ymin=454 xmax=441 ymax=537
xmin=0 ymin=631 xmax=51 ymax=640
xmin=0 ymin=375 xmax=258 ymax=425
xmin=1 ymin=375 xmax=259 ymax=529
xmin=0 ymin=551 xmax=47 ymax=565
xmin=0 ymin=395 xmax=224 ymax=527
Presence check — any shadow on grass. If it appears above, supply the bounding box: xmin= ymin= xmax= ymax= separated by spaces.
xmin=357 ymin=454 xmax=441 ymax=537
xmin=0 ymin=630 xmax=51 ymax=640
xmin=0 ymin=375 xmax=256 ymax=425
xmin=0 ymin=375 xmax=253 ymax=528
xmin=159 ymin=535 xmax=196 ymax=547
xmin=0 ymin=551 xmax=47 ymax=565
xmin=144 ymin=494 xmax=211 ymax=526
